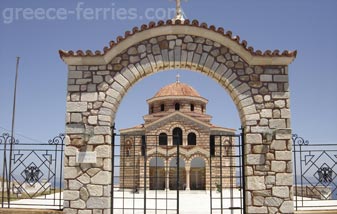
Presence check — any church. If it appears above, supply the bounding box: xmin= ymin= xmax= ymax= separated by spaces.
xmin=119 ymin=77 xmax=236 ymax=191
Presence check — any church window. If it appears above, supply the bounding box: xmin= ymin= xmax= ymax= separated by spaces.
xmin=188 ymin=133 xmax=197 ymax=145
xmin=172 ymin=127 xmax=183 ymax=145
xmin=190 ymin=104 xmax=194 ymax=111
xmin=159 ymin=133 xmax=168 ymax=145
xmin=160 ymin=104 xmax=165 ymax=111
xmin=175 ymin=103 xmax=180 ymax=111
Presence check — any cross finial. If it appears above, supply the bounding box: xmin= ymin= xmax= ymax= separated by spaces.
xmin=176 ymin=73 xmax=180 ymax=83
xmin=172 ymin=0 xmax=185 ymax=21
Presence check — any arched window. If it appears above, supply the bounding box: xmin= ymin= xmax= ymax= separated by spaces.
xmin=159 ymin=133 xmax=168 ymax=145
xmin=172 ymin=127 xmax=183 ymax=145
xmin=150 ymin=158 xmax=165 ymax=190
xmin=190 ymin=157 xmax=206 ymax=190
xmin=175 ymin=103 xmax=180 ymax=111
xmin=190 ymin=104 xmax=194 ymax=111
xmin=160 ymin=104 xmax=165 ymax=111
xmin=201 ymin=105 xmax=204 ymax=113
xmin=150 ymin=106 xmax=154 ymax=114
xmin=188 ymin=133 xmax=197 ymax=145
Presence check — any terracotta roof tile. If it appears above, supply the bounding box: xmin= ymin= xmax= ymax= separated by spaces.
xmin=59 ymin=19 xmax=297 ymax=58
xmin=154 ymin=82 xmax=201 ymax=98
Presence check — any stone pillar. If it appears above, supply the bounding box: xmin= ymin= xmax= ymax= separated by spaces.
xmin=165 ymin=169 xmax=170 ymax=190
xmin=186 ymin=166 xmax=190 ymax=191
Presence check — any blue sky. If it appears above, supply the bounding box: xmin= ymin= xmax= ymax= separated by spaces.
xmin=0 ymin=0 xmax=336 ymax=144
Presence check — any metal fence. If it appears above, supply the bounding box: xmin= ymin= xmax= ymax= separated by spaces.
xmin=292 ymin=134 xmax=337 ymax=210
xmin=0 ymin=133 xmax=64 ymax=210
xmin=111 ymin=132 xmax=245 ymax=214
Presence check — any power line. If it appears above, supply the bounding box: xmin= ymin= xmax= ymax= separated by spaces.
xmin=0 ymin=126 xmax=47 ymax=144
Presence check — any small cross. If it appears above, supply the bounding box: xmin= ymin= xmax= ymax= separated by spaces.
xmin=172 ymin=0 xmax=185 ymax=21
xmin=176 ymin=73 xmax=180 ymax=83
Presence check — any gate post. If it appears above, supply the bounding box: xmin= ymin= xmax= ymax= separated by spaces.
xmin=63 ymin=66 xmax=113 ymax=214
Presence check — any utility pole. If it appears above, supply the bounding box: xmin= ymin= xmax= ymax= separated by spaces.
xmin=7 ymin=57 xmax=20 ymax=206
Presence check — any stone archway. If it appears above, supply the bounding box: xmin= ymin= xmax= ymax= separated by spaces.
xmin=60 ymin=20 xmax=296 ymax=214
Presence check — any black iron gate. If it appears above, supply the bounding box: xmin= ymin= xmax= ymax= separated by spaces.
xmin=209 ymin=133 xmax=245 ymax=214
xmin=0 ymin=133 xmax=64 ymax=209
xmin=111 ymin=130 xmax=245 ymax=214
xmin=293 ymin=134 xmax=337 ymax=210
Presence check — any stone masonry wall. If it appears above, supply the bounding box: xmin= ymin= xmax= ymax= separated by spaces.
xmin=64 ymin=33 xmax=293 ymax=213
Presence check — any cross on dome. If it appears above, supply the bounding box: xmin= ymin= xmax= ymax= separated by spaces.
xmin=176 ymin=73 xmax=180 ymax=83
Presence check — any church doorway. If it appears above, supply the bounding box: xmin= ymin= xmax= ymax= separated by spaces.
xmin=149 ymin=157 xmax=166 ymax=190
xmin=190 ymin=157 xmax=206 ymax=190
xmin=169 ymin=157 xmax=186 ymax=190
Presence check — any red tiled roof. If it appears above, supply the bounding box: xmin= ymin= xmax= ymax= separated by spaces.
xmin=154 ymin=82 xmax=201 ymax=98
xmin=59 ymin=19 xmax=297 ymax=58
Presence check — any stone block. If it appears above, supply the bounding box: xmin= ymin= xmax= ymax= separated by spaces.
xmin=94 ymin=126 xmax=110 ymax=135
xmin=246 ymin=134 xmax=262 ymax=144
xmin=70 ymin=113 xmax=82 ymax=123
xmin=81 ymin=92 xmax=98 ymax=102
xmin=264 ymin=197 xmax=283 ymax=207
xmin=65 ymin=146 xmax=78 ymax=156
xmin=275 ymin=151 xmax=292 ymax=161
xmin=275 ymin=129 xmax=292 ymax=140
xmin=272 ymin=186 xmax=289 ymax=198
xmin=247 ymin=206 xmax=267 ymax=213
xmin=78 ymin=173 xmax=91 ymax=184
xmin=87 ymin=197 xmax=110 ymax=209
xmin=247 ymin=154 xmax=265 ymax=165
xmin=260 ymin=74 xmax=272 ymax=82
xmin=252 ymin=145 xmax=268 ymax=153
xmin=87 ymin=184 xmax=103 ymax=196
xmin=95 ymin=145 xmax=111 ymax=158
xmin=88 ymin=116 xmax=98 ymax=125
xmin=69 ymin=71 xmax=83 ymax=79
xmin=269 ymin=119 xmax=286 ymax=129
xmin=80 ymin=187 xmax=89 ymax=201
xmin=271 ymin=161 xmax=286 ymax=172
xmin=260 ymin=109 xmax=272 ymax=118
xmin=64 ymin=190 xmax=79 ymax=200
xmin=280 ymin=201 xmax=294 ymax=213
xmin=64 ymin=167 xmax=81 ymax=179
xmin=281 ymin=109 xmax=291 ymax=118
xmin=88 ymin=135 xmax=105 ymax=145
xmin=91 ymin=171 xmax=111 ymax=185
xmin=93 ymin=75 xmax=103 ymax=83
xmin=69 ymin=180 xmax=82 ymax=190
xmin=79 ymin=210 xmax=92 ymax=214
xmin=276 ymin=173 xmax=293 ymax=185
xmin=270 ymin=140 xmax=286 ymax=150
xmin=70 ymin=199 xmax=86 ymax=209
xmin=253 ymin=196 xmax=264 ymax=206
xmin=67 ymin=102 xmax=88 ymax=112
xmin=246 ymin=176 xmax=265 ymax=190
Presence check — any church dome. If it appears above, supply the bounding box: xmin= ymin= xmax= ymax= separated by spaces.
xmin=153 ymin=82 xmax=201 ymax=98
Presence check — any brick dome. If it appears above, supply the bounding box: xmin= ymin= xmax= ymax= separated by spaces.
xmin=154 ymin=82 xmax=201 ymax=98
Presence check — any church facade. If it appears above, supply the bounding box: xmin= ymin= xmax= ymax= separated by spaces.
xmin=119 ymin=79 xmax=236 ymax=191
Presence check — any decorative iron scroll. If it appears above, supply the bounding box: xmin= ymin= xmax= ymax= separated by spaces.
xmin=293 ymin=134 xmax=337 ymax=210
xmin=1 ymin=133 xmax=64 ymax=210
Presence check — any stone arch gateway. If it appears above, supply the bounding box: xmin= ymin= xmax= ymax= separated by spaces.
xmin=60 ymin=20 xmax=296 ymax=214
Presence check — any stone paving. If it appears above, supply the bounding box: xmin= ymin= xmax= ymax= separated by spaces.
xmin=5 ymin=191 xmax=337 ymax=213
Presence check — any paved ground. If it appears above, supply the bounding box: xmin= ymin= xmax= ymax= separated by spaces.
xmin=2 ymin=190 xmax=337 ymax=214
